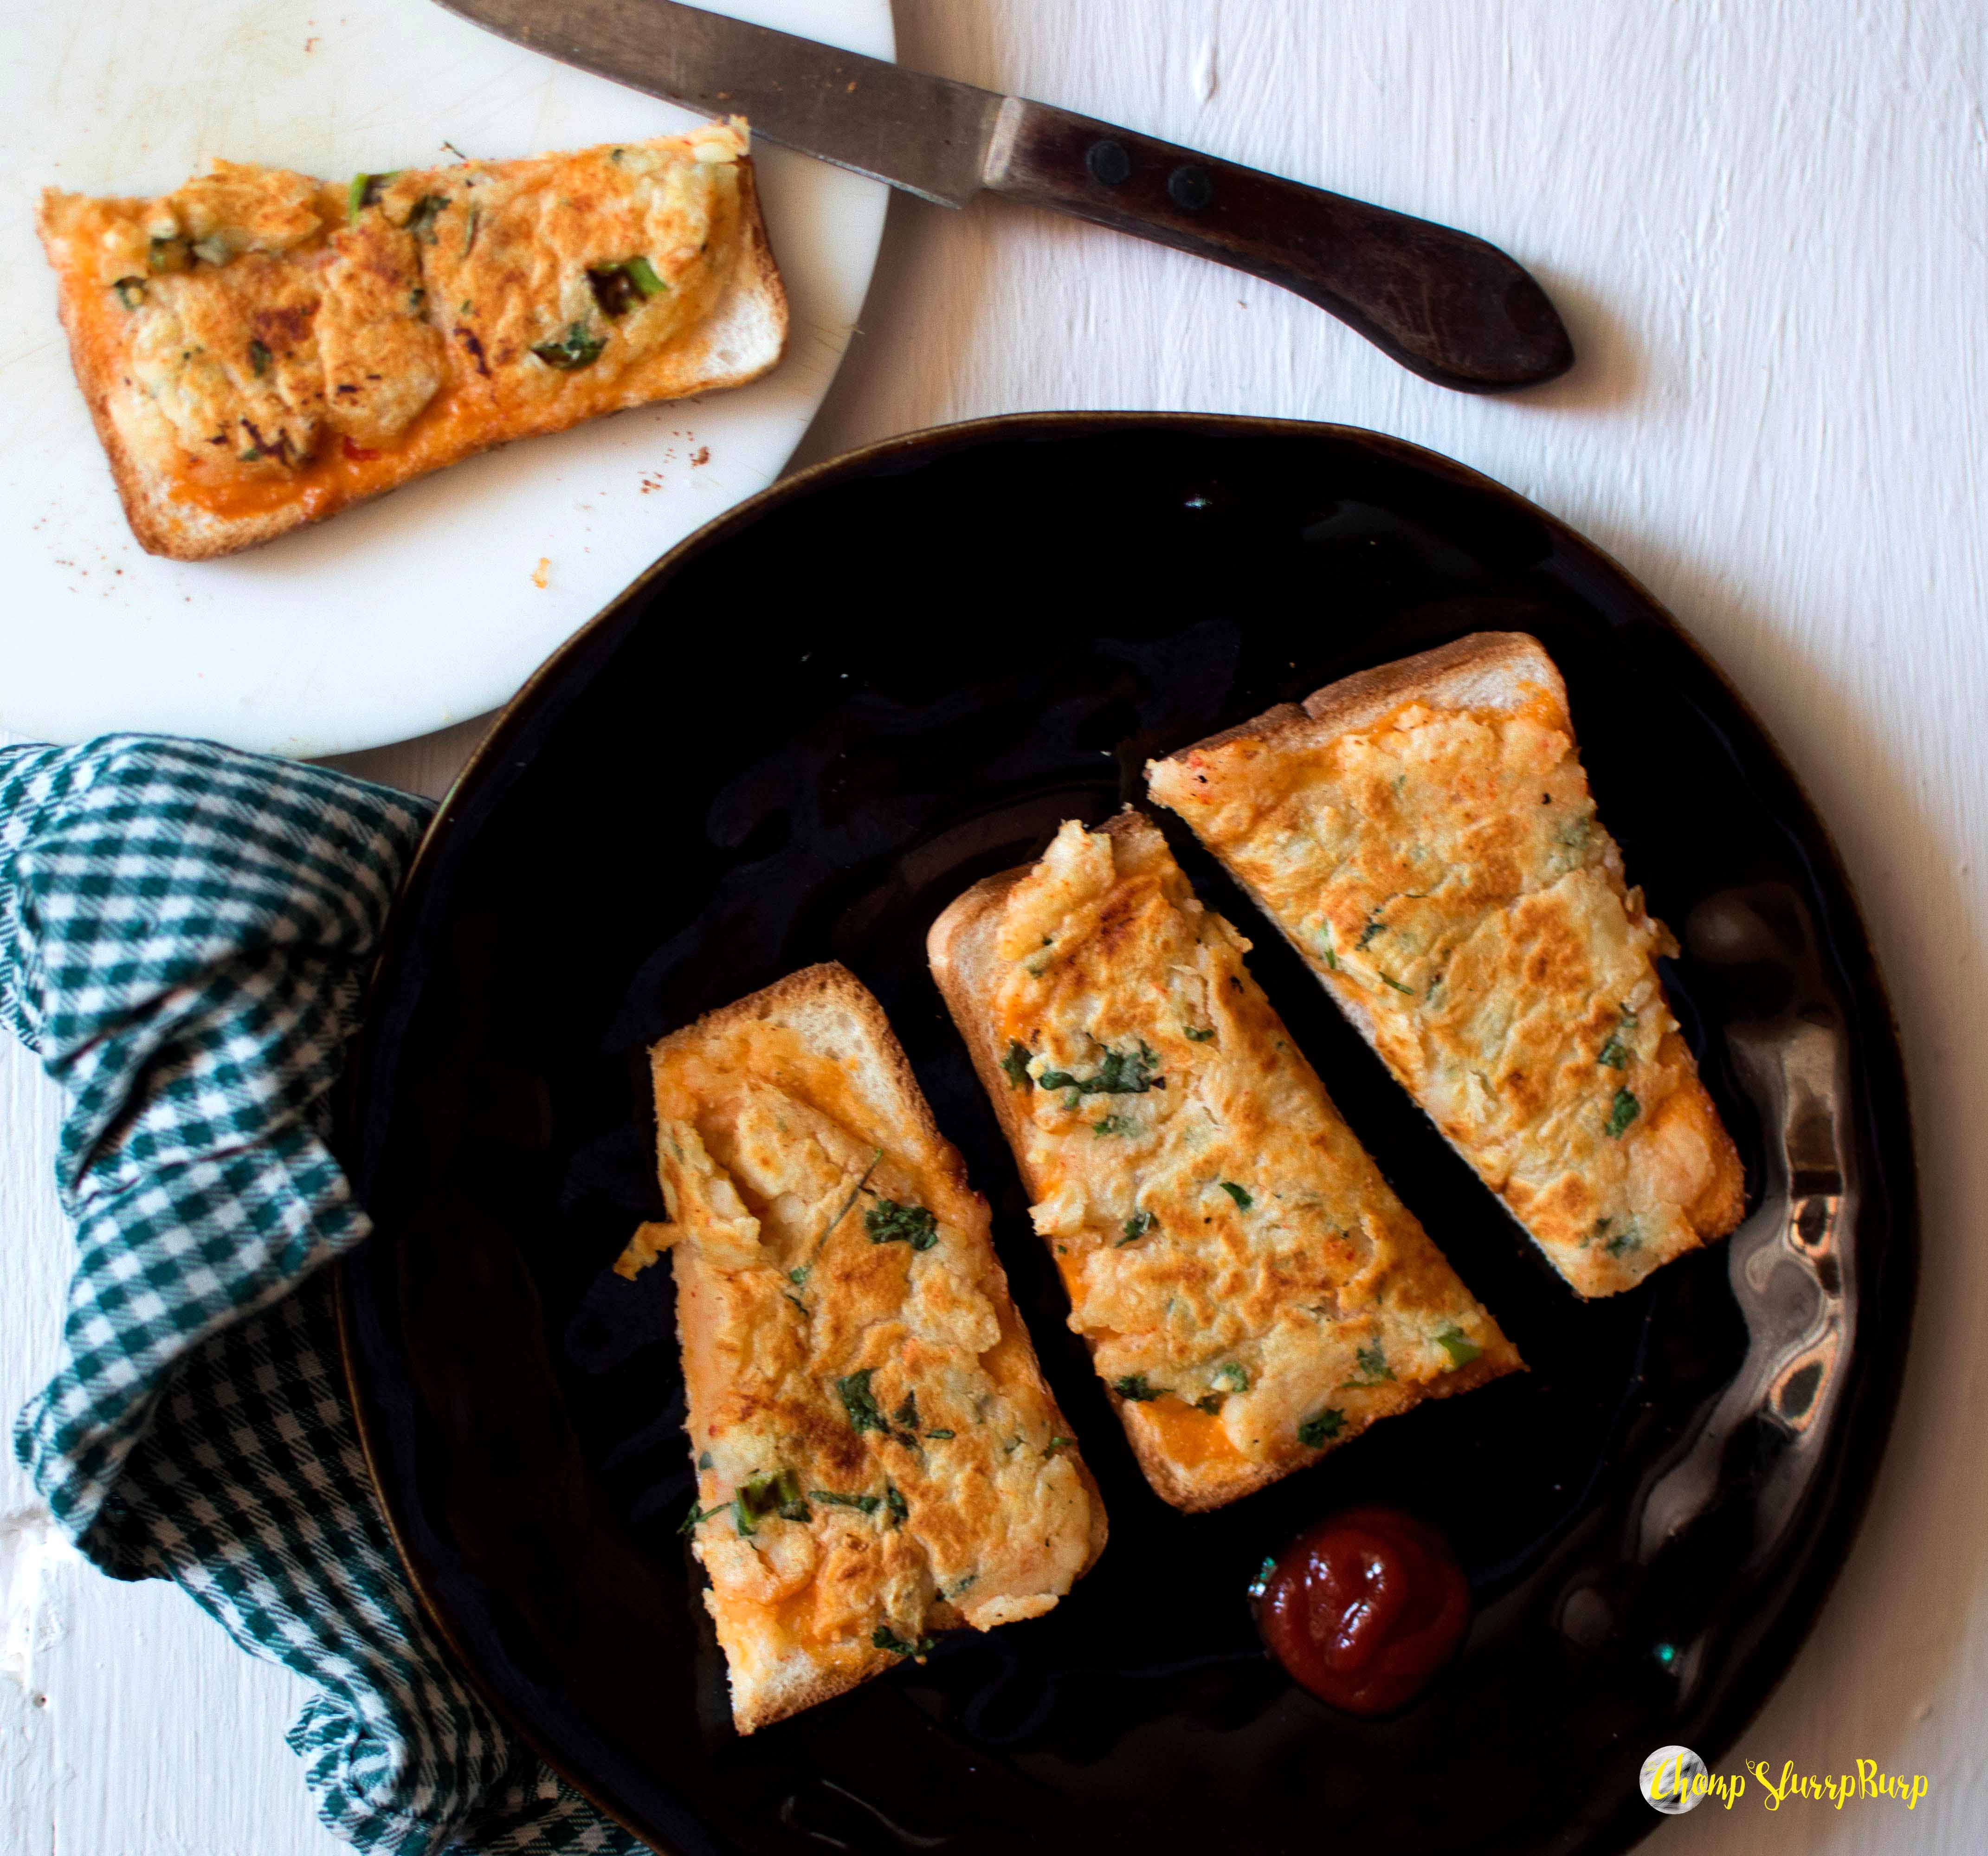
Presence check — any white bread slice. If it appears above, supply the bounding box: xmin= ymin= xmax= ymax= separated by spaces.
xmin=624 ymin=962 xmax=1105 ymax=1733
xmin=36 ymin=127 xmax=786 ymax=560
xmin=1147 ymin=633 xmax=1745 ymax=1298
xmin=928 ymin=813 xmax=1520 ymax=1513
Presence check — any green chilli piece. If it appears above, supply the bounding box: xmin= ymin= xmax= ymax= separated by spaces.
xmin=530 ymin=320 xmax=607 ymax=371
xmin=732 ymin=1466 xmax=809 ymax=1534
xmin=586 ymin=255 xmax=671 ymax=318
xmin=1604 ymin=1087 xmax=1640 ymax=1139
xmin=1297 ymin=1408 xmax=1345 ymax=1449
xmin=112 ymin=277 xmax=147 ymax=310
xmin=347 ymin=171 xmax=400 ymax=220
xmin=1220 ymin=1181 xmax=1252 ymax=1211
xmin=1434 ymin=1325 xmax=1482 ymax=1369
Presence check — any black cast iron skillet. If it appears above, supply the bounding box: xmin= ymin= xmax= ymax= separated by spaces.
xmin=338 ymin=413 xmax=1915 ymax=1856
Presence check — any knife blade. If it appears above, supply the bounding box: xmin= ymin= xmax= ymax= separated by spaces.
xmin=431 ymin=0 xmax=1574 ymax=392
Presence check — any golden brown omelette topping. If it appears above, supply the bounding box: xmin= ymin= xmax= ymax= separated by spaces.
xmin=622 ymin=1013 xmax=1095 ymax=1700
xmin=39 ymin=124 xmax=750 ymax=523
xmin=1149 ymin=686 xmax=1744 ymax=1297
xmin=990 ymin=816 xmax=1516 ymax=1492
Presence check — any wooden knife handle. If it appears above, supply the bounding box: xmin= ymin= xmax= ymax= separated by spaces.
xmin=982 ymin=97 xmax=1573 ymax=393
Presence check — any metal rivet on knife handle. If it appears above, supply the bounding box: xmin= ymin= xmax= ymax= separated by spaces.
xmin=1086 ymin=140 xmax=1132 ymax=187
xmin=1167 ymin=166 xmax=1214 ymax=211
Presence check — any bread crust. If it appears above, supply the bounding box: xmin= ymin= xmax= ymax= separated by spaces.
xmin=654 ymin=961 xmax=1104 ymax=1733
xmin=38 ymin=148 xmax=787 ymax=560
xmin=1149 ymin=633 xmax=1746 ymax=1296
xmin=929 ymin=815 xmax=1519 ymax=1511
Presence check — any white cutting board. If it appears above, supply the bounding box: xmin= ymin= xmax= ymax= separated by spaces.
xmin=0 ymin=0 xmax=891 ymax=756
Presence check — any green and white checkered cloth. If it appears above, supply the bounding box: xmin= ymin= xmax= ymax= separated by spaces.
xmin=0 ymin=735 xmax=644 ymax=1856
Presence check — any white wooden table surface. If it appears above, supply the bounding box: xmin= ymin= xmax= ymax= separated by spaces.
xmin=6 ymin=1 xmax=1986 ymax=1850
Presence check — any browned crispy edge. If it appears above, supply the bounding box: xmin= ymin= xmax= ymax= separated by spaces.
xmin=38 ymin=155 xmax=787 ymax=561
xmin=1148 ymin=632 xmax=1747 ymax=1293
xmin=926 ymin=813 xmax=1517 ymax=1512
xmin=658 ymin=960 xmax=1106 ymax=1731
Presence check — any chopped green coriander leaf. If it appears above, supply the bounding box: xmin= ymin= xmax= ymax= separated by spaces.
xmin=402 ymin=193 xmax=448 ymax=241
xmin=1214 ymin=1361 xmax=1249 ymax=1392
xmin=677 ymin=1499 xmax=728 ymax=1536
xmin=1183 ymin=1025 xmax=1216 ymax=1042
xmin=623 ymin=253 xmax=668 ymax=297
xmin=1435 ymin=1325 xmax=1482 ymax=1369
xmin=1118 ymin=1209 xmax=1157 ymax=1245
xmin=1356 ymin=914 xmax=1388 ymax=949
xmin=925 ymin=1429 xmax=955 ymax=1441
xmin=1220 ymin=1181 xmax=1253 ymax=1211
xmin=892 ymin=1390 xmax=920 ymax=1431
xmin=872 ymin=1625 xmax=933 ymax=1657
xmin=530 ymin=320 xmax=607 ymax=370
xmin=1318 ymin=927 xmax=1341 ymax=971
xmin=1038 ymin=1041 xmax=1163 ymax=1097
xmin=1113 ymin=1374 xmax=1162 ymax=1402
xmin=789 ymin=1267 xmax=809 ymax=1284
xmin=802 ymin=1148 xmax=883 ymax=1273
xmin=1000 ymin=1041 xmax=1034 ymax=1089
xmin=697 ymin=1450 xmax=713 ymax=1469
xmin=1343 ymin=1341 xmax=1394 ymax=1386
xmin=866 ymin=1198 xmax=939 ymax=1250
xmin=1297 ymin=1407 xmax=1345 ymax=1448
xmin=1601 ymin=1216 xmax=1643 ymax=1257
xmin=1597 ymin=1007 xmax=1637 ymax=1070
xmin=247 ymin=339 xmax=271 ymax=377
xmin=1092 ymin=1114 xmax=1135 ymax=1136
xmin=809 ymin=1489 xmax=882 ymax=1514
xmin=837 ymin=1369 xmax=891 ymax=1435
xmin=1604 ymin=1087 xmax=1640 ymax=1139
xmin=884 ymin=1482 xmax=910 ymax=1527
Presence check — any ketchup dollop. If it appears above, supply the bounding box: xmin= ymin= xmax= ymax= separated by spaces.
xmin=1254 ymin=1507 xmax=1471 ymax=1715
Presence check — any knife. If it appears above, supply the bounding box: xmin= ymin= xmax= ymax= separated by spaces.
xmin=431 ymin=0 xmax=1575 ymax=393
